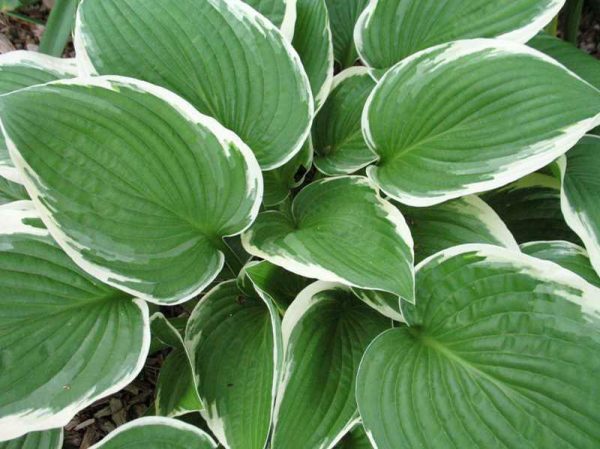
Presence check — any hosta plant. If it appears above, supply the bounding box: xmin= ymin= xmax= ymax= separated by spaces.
xmin=1 ymin=0 xmax=600 ymax=448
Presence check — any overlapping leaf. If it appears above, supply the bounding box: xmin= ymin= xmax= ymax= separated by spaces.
xmin=0 ymin=51 xmax=76 ymax=188
xmin=243 ymin=0 xmax=296 ymax=38
xmin=0 ymin=201 xmax=149 ymax=441
xmin=559 ymin=135 xmax=600 ymax=276
xmin=272 ymin=282 xmax=389 ymax=449
xmin=355 ymin=0 xmax=565 ymax=74
xmin=184 ymin=280 xmax=282 ymax=449
xmin=357 ymin=244 xmax=600 ymax=449
xmin=398 ymin=195 xmax=518 ymax=263
xmin=0 ymin=76 xmax=261 ymax=304
xmin=242 ymin=176 xmax=414 ymax=301
xmin=292 ymin=0 xmax=334 ymax=109
xmin=363 ymin=39 xmax=600 ymax=206
xmin=336 ymin=425 xmax=373 ymax=449
xmin=481 ymin=173 xmax=581 ymax=243
xmin=76 ymin=0 xmax=313 ymax=169
xmin=313 ymin=67 xmax=377 ymax=175
xmin=88 ymin=417 xmax=217 ymax=449
xmin=521 ymin=241 xmax=600 ymax=288
xmin=0 ymin=429 xmax=62 ymax=449
xmin=325 ymin=0 xmax=369 ymax=68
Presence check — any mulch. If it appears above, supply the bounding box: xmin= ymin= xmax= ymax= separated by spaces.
xmin=0 ymin=1 xmax=599 ymax=448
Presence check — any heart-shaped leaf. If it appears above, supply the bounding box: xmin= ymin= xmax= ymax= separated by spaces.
xmin=242 ymin=176 xmax=415 ymax=301
xmin=0 ymin=76 xmax=261 ymax=305
xmin=243 ymin=0 xmax=296 ymax=39
xmin=151 ymin=314 xmax=202 ymax=418
xmin=0 ymin=51 xmax=77 ymax=185
xmin=325 ymin=0 xmax=369 ymax=68
xmin=0 ymin=429 xmax=62 ymax=449
xmin=357 ymin=244 xmax=600 ymax=449
xmin=559 ymin=135 xmax=600 ymax=276
xmin=481 ymin=173 xmax=581 ymax=244
xmin=88 ymin=417 xmax=217 ymax=449
xmin=529 ymin=33 xmax=600 ymax=90
xmin=313 ymin=67 xmax=377 ymax=175
xmin=398 ymin=195 xmax=518 ymax=263
xmin=0 ymin=201 xmax=149 ymax=441
xmin=185 ymin=280 xmax=282 ymax=449
xmin=292 ymin=0 xmax=334 ymax=109
xmin=521 ymin=240 xmax=600 ymax=288
xmin=75 ymin=0 xmax=313 ymax=170
xmin=272 ymin=282 xmax=389 ymax=449
xmin=355 ymin=0 xmax=565 ymax=74
xmin=364 ymin=39 xmax=600 ymax=206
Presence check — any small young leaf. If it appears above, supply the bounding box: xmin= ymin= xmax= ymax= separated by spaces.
xmin=325 ymin=0 xmax=369 ymax=68
xmin=0 ymin=202 xmax=149 ymax=441
xmin=364 ymin=39 xmax=600 ymax=206
xmin=481 ymin=173 xmax=581 ymax=244
xmin=521 ymin=240 xmax=600 ymax=288
xmin=184 ymin=280 xmax=282 ymax=449
xmin=242 ymin=176 xmax=415 ymax=301
xmin=355 ymin=0 xmax=565 ymax=73
xmin=559 ymin=135 xmax=600 ymax=277
xmin=76 ymin=0 xmax=313 ymax=170
xmin=0 ymin=77 xmax=262 ymax=305
xmin=357 ymin=244 xmax=600 ymax=449
xmin=88 ymin=417 xmax=217 ymax=449
xmin=313 ymin=67 xmax=377 ymax=175
xmin=272 ymin=282 xmax=390 ymax=449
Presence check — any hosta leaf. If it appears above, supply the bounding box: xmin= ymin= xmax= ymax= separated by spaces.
xmin=325 ymin=0 xmax=369 ymax=68
xmin=559 ymin=135 xmax=600 ymax=276
xmin=336 ymin=425 xmax=373 ymax=449
xmin=244 ymin=260 xmax=310 ymax=313
xmin=184 ymin=280 xmax=282 ymax=449
xmin=151 ymin=314 xmax=202 ymax=418
xmin=357 ymin=244 xmax=600 ymax=449
xmin=272 ymin=282 xmax=389 ymax=449
xmin=76 ymin=0 xmax=313 ymax=170
xmin=292 ymin=0 xmax=334 ymax=109
xmin=0 ymin=51 xmax=77 ymax=185
xmin=351 ymin=289 xmax=403 ymax=322
xmin=481 ymin=173 xmax=581 ymax=244
xmin=0 ymin=429 xmax=62 ymax=449
xmin=399 ymin=195 xmax=519 ymax=263
xmin=364 ymin=39 xmax=600 ymax=206
xmin=521 ymin=241 xmax=600 ymax=288
xmin=243 ymin=0 xmax=296 ymax=38
xmin=529 ymin=33 xmax=600 ymax=90
xmin=355 ymin=0 xmax=565 ymax=73
xmin=0 ymin=201 xmax=149 ymax=441
xmin=0 ymin=176 xmax=27 ymax=205
xmin=313 ymin=67 xmax=377 ymax=175
xmin=88 ymin=417 xmax=217 ymax=449
xmin=0 ymin=77 xmax=261 ymax=305
xmin=263 ymin=139 xmax=313 ymax=208
xmin=242 ymin=176 xmax=415 ymax=300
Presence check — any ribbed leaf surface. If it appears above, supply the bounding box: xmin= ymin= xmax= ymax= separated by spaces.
xmin=242 ymin=176 xmax=414 ymax=300
xmin=357 ymin=244 xmax=600 ymax=449
xmin=272 ymin=282 xmax=389 ymax=449
xmin=0 ymin=77 xmax=261 ymax=304
xmin=325 ymin=0 xmax=369 ymax=68
xmin=0 ymin=429 xmax=62 ymax=449
xmin=76 ymin=0 xmax=313 ymax=169
xmin=364 ymin=39 xmax=600 ymax=206
xmin=0 ymin=202 xmax=149 ymax=441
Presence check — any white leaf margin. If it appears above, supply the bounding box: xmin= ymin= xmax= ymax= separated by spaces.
xmin=558 ymin=134 xmax=600 ymax=277
xmin=361 ymin=39 xmax=600 ymax=207
xmin=0 ymin=201 xmax=151 ymax=442
xmin=241 ymin=175 xmax=416 ymax=301
xmin=74 ymin=0 xmax=315 ymax=171
xmin=273 ymin=281 xmax=362 ymax=449
xmin=88 ymin=417 xmax=217 ymax=449
xmin=0 ymin=75 xmax=263 ymax=306
xmin=353 ymin=0 xmax=566 ymax=71
xmin=0 ymin=51 xmax=78 ymax=185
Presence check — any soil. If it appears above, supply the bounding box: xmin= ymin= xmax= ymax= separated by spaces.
xmin=0 ymin=1 xmax=599 ymax=448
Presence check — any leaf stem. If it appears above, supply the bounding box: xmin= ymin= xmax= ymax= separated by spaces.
xmin=564 ymin=0 xmax=584 ymax=44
